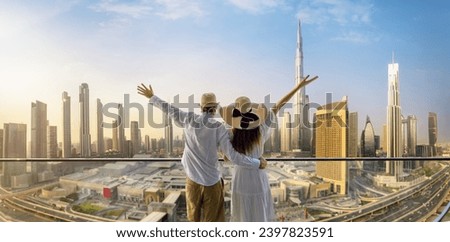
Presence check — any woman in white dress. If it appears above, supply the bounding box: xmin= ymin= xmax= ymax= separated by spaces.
xmin=220 ymin=75 xmax=318 ymax=222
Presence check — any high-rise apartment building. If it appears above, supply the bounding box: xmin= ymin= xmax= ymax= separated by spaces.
xmin=112 ymin=120 xmax=119 ymax=152
xmin=402 ymin=115 xmax=417 ymax=157
xmin=145 ymin=135 xmax=150 ymax=153
xmin=407 ymin=115 xmax=417 ymax=157
xmin=315 ymin=97 xmax=348 ymax=195
xmin=386 ymin=59 xmax=403 ymax=178
xmin=402 ymin=115 xmax=418 ymax=170
xmin=62 ymin=91 xmax=72 ymax=158
xmin=428 ymin=112 xmax=438 ymax=156
xmin=31 ymin=100 xmax=47 ymax=158
xmin=31 ymin=100 xmax=47 ymax=184
xmin=270 ymin=123 xmax=280 ymax=153
xmin=348 ymin=112 xmax=358 ymax=157
xmin=105 ymin=138 xmax=113 ymax=151
xmin=280 ymin=112 xmax=291 ymax=153
xmin=97 ymin=98 xmax=104 ymax=156
xmin=2 ymin=123 xmax=27 ymax=158
xmin=0 ymin=128 xmax=3 ymax=158
xmin=79 ymin=83 xmax=91 ymax=157
xmin=130 ymin=121 xmax=141 ymax=156
xmin=118 ymin=104 xmax=125 ymax=155
xmin=164 ymin=113 xmax=173 ymax=155
xmin=47 ymin=125 xmax=58 ymax=158
xmin=2 ymin=123 xmax=27 ymax=187
xmin=381 ymin=124 xmax=387 ymax=153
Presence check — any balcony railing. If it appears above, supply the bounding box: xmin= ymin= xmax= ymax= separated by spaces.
xmin=1 ymin=157 xmax=449 ymax=222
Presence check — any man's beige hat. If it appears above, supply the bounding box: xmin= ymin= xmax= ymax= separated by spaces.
xmin=200 ymin=93 xmax=219 ymax=108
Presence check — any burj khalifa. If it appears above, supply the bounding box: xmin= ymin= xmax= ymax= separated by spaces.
xmin=293 ymin=19 xmax=311 ymax=153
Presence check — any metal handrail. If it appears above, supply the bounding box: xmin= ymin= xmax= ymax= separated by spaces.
xmin=0 ymin=157 xmax=449 ymax=162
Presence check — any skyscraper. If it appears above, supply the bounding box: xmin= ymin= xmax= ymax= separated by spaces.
xmin=386 ymin=59 xmax=403 ymax=178
xmin=361 ymin=116 xmax=376 ymax=157
xmin=315 ymin=96 xmax=348 ymax=195
xmin=348 ymin=112 xmax=358 ymax=157
xmin=31 ymin=100 xmax=47 ymax=158
xmin=97 ymin=98 xmax=104 ymax=156
xmin=2 ymin=123 xmax=27 ymax=187
xmin=0 ymin=128 xmax=3 ymax=158
xmin=105 ymin=138 xmax=113 ymax=151
xmin=270 ymin=122 xmax=280 ymax=153
xmin=62 ymin=91 xmax=72 ymax=158
xmin=118 ymin=103 xmax=126 ymax=155
xmin=47 ymin=125 xmax=58 ymax=158
xmin=293 ymin=19 xmax=311 ymax=153
xmin=280 ymin=112 xmax=291 ymax=153
xmin=402 ymin=115 xmax=418 ymax=170
xmin=164 ymin=113 xmax=173 ymax=156
xmin=112 ymin=120 xmax=119 ymax=152
xmin=428 ymin=112 xmax=438 ymax=157
xmin=31 ymin=100 xmax=47 ymax=184
xmin=2 ymin=123 xmax=27 ymax=158
xmin=381 ymin=124 xmax=387 ymax=153
xmin=407 ymin=115 xmax=417 ymax=157
xmin=145 ymin=135 xmax=150 ymax=153
xmin=130 ymin=121 xmax=141 ymax=156
xmin=402 ymin=115 xmax=417 ymax=157
xmin=79 ymin=83 xmax=91 ymax=157
xmin=361 ymin=116 xmax=377 ymax=172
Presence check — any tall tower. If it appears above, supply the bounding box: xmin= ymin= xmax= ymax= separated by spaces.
xmin=97 ymin=98 xmax=104 ymax=156
xmin=0 ymin=128 xmax=3 ymax=158
xmin=361 ymin=116 xmax=376 ymax=157
xmin=280 ymin=112 xmax=291 ymax=153
xmin=47 ymin=125 xmax=58 ymax=158
xmin=3 ymin=123 xmax=27 ymax=158
xmin=118 ymin=103 xmax=126 ymax=155
xmin=270 ymin=121 xmax=280 ymax=153
xmin=79 ymin=83 xmax=91 ymax=157
xmin=164 ymin=113 xmax=173 ymax=156
xmin=293 ymin=19 xmax=311 ymax=152
xmin=402 ymin=115 xmax=417 ymax=170
xmin=31 ymin=100 xmax=47 ymax=184
xmin=386 ymin=57 xmax=403 ymax=178
xmin=315 ymin=96 xmax=348 ymax=195
xmin=130 ymin=121 xmax=140 ymax=156
xmin=428 ymin=112 xmax=438 ymax=156
xmin=361 ymin=116 xmax=377 ymax=171
xmin=348 ymin=112 xmax=358 ymax=157
xmin=145 ymin=135 xmax=150 ymax=153
xmin=2 ymin=123 xmax=27 ymax=187
xmin=62 ymin=92 xmax=72 ymax=158
xmin=402 ymin=115 xmax=417 ymax=157
xmin=31 ymin=100 xmax=47 ymax=158
xmin=112 ymin=120 xmax=119 ymax=152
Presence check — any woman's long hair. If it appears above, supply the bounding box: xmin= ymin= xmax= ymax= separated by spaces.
xmin=231 ymin=127 xmax=261 ymax=155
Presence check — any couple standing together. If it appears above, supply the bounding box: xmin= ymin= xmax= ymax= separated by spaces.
xmin=137 ymin=75 xmax=317 ymax=222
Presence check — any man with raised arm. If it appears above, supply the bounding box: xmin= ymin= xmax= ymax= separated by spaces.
xmin=137 ymin=84 xmax=266 ymax=222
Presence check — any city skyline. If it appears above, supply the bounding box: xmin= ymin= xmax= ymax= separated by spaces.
xmin=0 ymin=1 xmax=449 ymax=145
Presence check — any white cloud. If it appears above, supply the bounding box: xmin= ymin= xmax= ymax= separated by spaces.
xmin=91 ymin=0 xmax=205 ymax=20
xmin=91 ymin=0 xmax=153 ymax=18
xmin=155 ymin=0 xmax=205 ymax=20
xmin=297 ymin=0 xmax=375 ymax=44
xmin=297 ymin=0 xmax=373 ymax=26
xmin=227 ymin=0 xmax=287 ymax=14
xmin=333 ymin=31 xmax=370 ymax=44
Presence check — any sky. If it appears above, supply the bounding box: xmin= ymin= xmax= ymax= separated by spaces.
xmin=0 ymin=0 xmax=449 ymax=146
